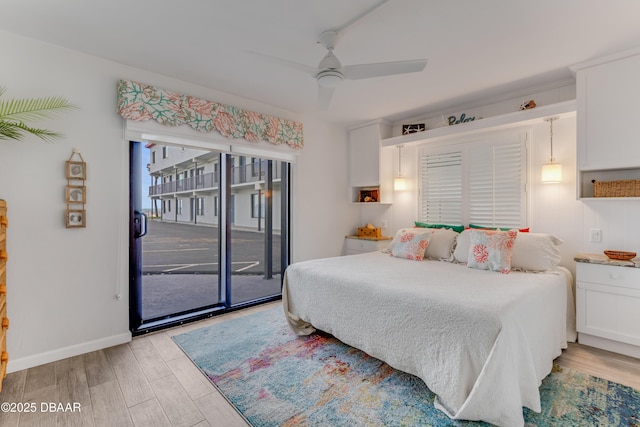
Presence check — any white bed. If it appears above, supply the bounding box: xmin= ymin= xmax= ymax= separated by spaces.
xmin=283 ymin=249 xmax=576 ymax=427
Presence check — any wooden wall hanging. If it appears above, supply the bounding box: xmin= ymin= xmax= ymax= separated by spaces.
xmin=65 ymin=149 xmax=86 ymax=228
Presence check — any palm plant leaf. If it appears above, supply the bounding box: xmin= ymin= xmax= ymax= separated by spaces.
xmin=0 ymin=96 xmax=75 ymax=122
xmin=0 ymin=120 xmax=61 ymax=142
xmin=0 ymin=86 xmax=75 ymax=142
xmin=0 ymin=120 xmax=22 ymax=141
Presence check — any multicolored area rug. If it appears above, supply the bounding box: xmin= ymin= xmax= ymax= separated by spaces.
xmin=172 ymin=307 xmax=640 ymax=426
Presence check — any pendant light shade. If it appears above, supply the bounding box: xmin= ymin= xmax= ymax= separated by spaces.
xmin=394 ymin=176 xmax=408 ymax=191
xmin=541 ymin=162 xmax=562 ymax=183
xmin=394 ymin=144 xmax=408 ymax=191
xmin=542 ymin=117 xmax=562 ymax=183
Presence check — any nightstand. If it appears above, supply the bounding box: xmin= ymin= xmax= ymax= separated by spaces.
xmin=574 ymin=253 xmax=640 ymax=358
xmin=344 ymin=235 xmax=392 ymax=255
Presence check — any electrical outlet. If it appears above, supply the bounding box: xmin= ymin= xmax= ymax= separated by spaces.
xmin=590 ymin=228 xmax=602 ymax=242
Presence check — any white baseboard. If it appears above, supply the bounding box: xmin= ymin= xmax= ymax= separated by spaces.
xmin=578 ymin=333 xmax=640 ymax=359
xmin=6 ymin=332 xmax=132 ymax=374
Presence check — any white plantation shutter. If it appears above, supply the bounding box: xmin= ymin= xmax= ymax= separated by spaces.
xmin=420 ymin=131 xmax=527 ymax=228
xmin=420 ymin=151 xmax=463 ymax=224
xmin=469 ymin=141 xmax=525 ymax=228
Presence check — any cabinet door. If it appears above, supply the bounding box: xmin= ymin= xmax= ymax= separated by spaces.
xmin=576 ymin=263 xmax=640 ymax=347
xmin=577 ymin=54 xmax=640 ymax=170
xmin=348 ymin=124 xmax=381 ymax=187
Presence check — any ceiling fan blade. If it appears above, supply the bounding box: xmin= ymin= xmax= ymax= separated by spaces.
xmin=317 ymin=85 xmax=336 ymax=110
xmin=342 ymin=59 xmax=427 ymax=80
xmin=246 ymin=50 xmax=317 ymax=76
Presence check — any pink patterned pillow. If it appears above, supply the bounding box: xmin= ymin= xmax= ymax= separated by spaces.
xmin=467 ymin=229 xmax=518 ymax=273
xmin=391 ymin=229 xmax=432 ymax=261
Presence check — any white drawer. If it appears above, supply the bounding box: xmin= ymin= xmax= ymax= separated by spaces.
xmin=576 ymin=262 xmax=640 ymax=289
xmin=344 ymin=238 xmax=390 ymax=254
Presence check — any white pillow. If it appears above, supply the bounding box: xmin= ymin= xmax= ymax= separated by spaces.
xmin=390 ymin=229 xmax=432 ymax=261
xmin=467 ymin=229 xmax=518 ymax=274
xmin=510 ymin=232 xmax=563 ymax=272
xmin=424 ymin=228 xmax=457 ymax=260
xmin=388 ymin=227 xmax=431 ymax=251
xmin=455 ymin=230 xmax=563 ymax=271
xmin=453 ymin=229 xmax=471 ymax=263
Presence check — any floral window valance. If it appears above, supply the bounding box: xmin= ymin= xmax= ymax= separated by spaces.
xmin=117 ymin=80 xmax=303 ymax=149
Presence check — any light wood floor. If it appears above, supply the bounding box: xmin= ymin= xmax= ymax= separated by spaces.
xmin=0 ymin=300 xmax=638 ymax=427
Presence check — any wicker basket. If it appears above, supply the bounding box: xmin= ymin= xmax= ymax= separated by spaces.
xmin=592 ymin=179 xmax=640 ymax=197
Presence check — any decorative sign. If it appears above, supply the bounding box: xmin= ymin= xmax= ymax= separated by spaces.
xmin=519 ymin=99 xmax=536 ymax=110
xmin=402 ymin=123 xmax=426 ymax=134
xmin=448 ymin=114 xmax=475 ymax=125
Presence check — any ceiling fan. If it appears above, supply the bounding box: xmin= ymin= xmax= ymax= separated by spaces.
xmin=250 ymin=1 xmax=428 ymax=108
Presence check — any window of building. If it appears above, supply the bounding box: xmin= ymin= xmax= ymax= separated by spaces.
xmin=162 ymin=146 xmax=168 ymax=159
xmin=196 ymin=167 xmax=205 ymax=186
xmin=197 ymin=198 xmax=205 ymax=215
xmin=251 ymin=157 xmax=261 ymax=177
xmin=251 ymin=193 xmax=265 ymax=218
xmin=152 ymin=150 xmax=156 ymax=164
xmin=213 ymin=196 xmax=218 ymax=217
xmin=419 ymin=130 xmax=527 ymax=228
xmin=177 ymin=199 xmax=183 ymax=215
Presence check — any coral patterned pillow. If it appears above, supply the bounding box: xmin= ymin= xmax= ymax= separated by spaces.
xmin=467 ymin=229 xmax=518 ymax=273
xmin=391 ymin=229 xmax=432 ymax=261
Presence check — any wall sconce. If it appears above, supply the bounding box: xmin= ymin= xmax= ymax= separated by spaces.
xmin=394 ymin=144 xmax=408 ymax=191
xmin=541 ymin=116 xmax=562 ymax=183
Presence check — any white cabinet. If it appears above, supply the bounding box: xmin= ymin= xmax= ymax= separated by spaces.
xmin=575 ymin=52 xmax=640 ymax=171
xmin=572 ymin=49 xmax=640 ymax=198
xmin=575 ymin=260 xmax=640 ymax=358
xmin=348 ymin=120 xmax=392 ymax=204
xmin=344 ymin=236 xmax=391 ymax=255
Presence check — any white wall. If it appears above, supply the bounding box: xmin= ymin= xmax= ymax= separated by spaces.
xmin=292 ymin=119 xmax=360 ymax=260
xmin=0 ymin=29 xmax=355 ymax=372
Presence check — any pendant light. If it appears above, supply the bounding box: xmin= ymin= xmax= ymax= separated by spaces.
xmin=541 ymin=117 xmax=562 ymax=183
xmin=394 ymin=144 xmax=408 ymax=191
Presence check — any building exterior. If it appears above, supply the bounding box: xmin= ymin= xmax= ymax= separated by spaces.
xmin=146 ymin=144 xmax=283 ymax=231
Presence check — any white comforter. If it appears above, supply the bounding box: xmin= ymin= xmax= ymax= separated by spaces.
xmin=283 ymin=251 xmax=575 ymax=427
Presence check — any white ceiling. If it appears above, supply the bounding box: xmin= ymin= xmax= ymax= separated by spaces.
xmin=3 ymin=0 xmax=640 ymax=125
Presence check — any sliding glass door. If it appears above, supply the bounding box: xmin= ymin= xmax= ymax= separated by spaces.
xmin=130 ymin=141 xmax=289 ymax=334
xmin=228 ymin=156 xmax=285 ymax=305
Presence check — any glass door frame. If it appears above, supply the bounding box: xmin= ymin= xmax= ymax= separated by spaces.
xmin=129 ymin=142 xmax=290 ymax=335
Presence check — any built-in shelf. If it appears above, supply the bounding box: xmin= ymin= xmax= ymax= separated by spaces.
xmin=578 ymin=167 xmax=640 ymax=200
xmin=351 ymin=185 xmax=392 ymax=205
xmin=381 ymin=100 xmax=577 ymax=147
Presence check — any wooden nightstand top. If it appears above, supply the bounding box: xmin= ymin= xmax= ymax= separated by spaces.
xmin=345 ymin=235 xmax=392 ymax=241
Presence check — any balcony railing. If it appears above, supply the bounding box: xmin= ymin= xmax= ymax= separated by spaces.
xmin=149 ymin=160 xmax=282 ymax=197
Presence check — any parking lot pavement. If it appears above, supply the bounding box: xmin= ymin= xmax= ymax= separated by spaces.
xmin=139 ymin=220 xmax=284 ymax=320
xmin=141 ymin=220 xmax=282 ymax=275
xmin=142 ymin=273 xmax=281 ymax=319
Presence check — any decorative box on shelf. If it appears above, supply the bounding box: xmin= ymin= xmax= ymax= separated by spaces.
xmin=357 ymin=225 xmax=382 ymax=239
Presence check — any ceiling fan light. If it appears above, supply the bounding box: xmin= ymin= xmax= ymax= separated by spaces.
xmin=317 ymin=71 xmax=343 ymax=88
